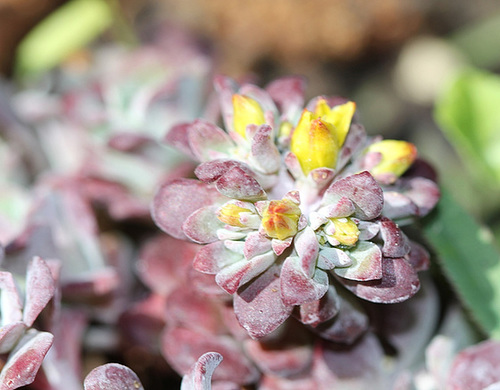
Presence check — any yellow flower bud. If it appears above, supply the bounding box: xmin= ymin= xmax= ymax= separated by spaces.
xmin=314 ymin=99 xmax=356 ymax=147
xmin=232 ymin=94 xmax=266 ymax=139
xmin=290 ymin=111 xmax=339 ymax=175
xmin=218 ymin=203 xmax=253 ymax=227
xmin=330 ymin=217 xmax=360 ymax=247
xmin=261 ymin=199 xmax=301 ymax=240
xmin=365 ymin=140 xmax=417 ymax=182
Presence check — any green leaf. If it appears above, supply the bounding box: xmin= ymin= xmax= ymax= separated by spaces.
xmin=15 ymin=0 xmax=113 ymax=76
xmin=423 ymin=188 xmax=500 ymax=339
xmin=434 ymin=68 xmax=500 ymax=186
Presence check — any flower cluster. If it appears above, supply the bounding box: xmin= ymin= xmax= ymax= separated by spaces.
xmin=153 ymin=75 xmax=440 ymax=339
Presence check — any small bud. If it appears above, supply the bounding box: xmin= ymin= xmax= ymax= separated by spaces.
xmin=232 ymin=94 xmax=266 ymax=139
xmin=314 ymin=99 xmax=356 ymax=147
xmin=261 ymin=199 xmax=301 ymax=240
xmin=365 ymin=140 xmax=417 ymax=184
xmin=330 ymin=217 xmax=360 ymax=247
xmin=218 ymin=202 xmax=254 ymax=227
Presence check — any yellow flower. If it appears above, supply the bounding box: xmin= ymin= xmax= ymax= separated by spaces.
xmin=290 ymin=101 xmax=355 ymax=175
xmin=330 ymin=217 xmax=360 ymax=247
xmin=365 ymin=140 xmax=417 ymax=183
xmin=218 ymin=203 xmax=253 ymax=227
xmin=232 ymin=94 xmax=266 ymax=139
xmin=261 ymin=199 xmax=301 ymax=240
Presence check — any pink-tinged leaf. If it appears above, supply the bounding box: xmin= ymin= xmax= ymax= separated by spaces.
xmin=298 ymin=285 xmax=340 ymax=327
xmin=180 ymin=352 xmax=224 ymax=390
xmin=244 ymin=232 xmax=273 ymax=259
xmin=448 ymin=340 xmax=500 ymax=390
xmin=378 ymin=218 xmax=410 ymax=258
xmin=406 ymin=240 xmax=430 ymax=272
xmin=334 ymin=242 xmax=382 ymax=281
xmin=0 ymin=330 xmax=53 ymax=390
xmin=284 ymin=152 xmax=304 ymax=179
xmin=323 ymin=172 xmax=383 ymax=220
xmin=308 ymin=168 xmax=336 ymax=191
xmin=84 ymin=363 xmax=144 ymax=390
xmin=184 ymin=206 xmax=225 ymax=244
xmin=317 ymin=248 xmax=352 ymax=270
xmin=280 ymin=257 xmax=329 ymax=306
xmin=0 ymin=272 xmax=23 ymax=324
xmin=0 ymin=322 xmax=27 ymax=354
xmin=152 ymin=179 xmax=227 ymax=240
xmin=320 ymin=196 xmax=355 ymax=219
xmin=358 ymin=221 xmax=380 ymax=241
xmin=401 ymin=177 xmax=440 ymax=217
xmin=338 ymin=257 xmax=420 ymax=304
xmin=272 ymin=237 xmax=293 ymax=256
xmin=244 ymin=337 xmax=313 ymax=377
xmin=213 ymin=75 xmax=238 ymax=133
xmin=294 ymin=227 xmax=319 ymax=278
xmin=60 ymin=267 xmax=119 ymax=302
xmin=249 ymin=125 xmax=281 ymax=174
xmin=187 ymin=120 xmax=234 ymax=161
xmin=165 ymin=122 xmax=198 ymax=159
xmin=336 ymin=123 xmax=367 ymax=171
xmin=195 ymin=160 xmax=253 ymax=183
xmin=216 ymin=251 xmax=275 ymax=295
xmin=383 ymin=191 xmax=419 ymax=221
xmin=312 ymin=293 xmax=368 ymax=344
xmin=215 ymin=166 xmax=267 ymax=201
xmin=107 ymin=132 xmax=150 ymax=152
xmin=162 ymin=327 xmax=260 ymax=385
xmin=166 ymin=287 xmax=223 ymax=335
xmin=193 ymin=241 xmax=242 ymax=274
xmin=234 ymin=265 xmax=293 ymax=339
xmin=137 ymin=235 xmax=199 ymax=296
xmin=23 ymin=257 xmax=56 ymax=327
xmin=265 ymin=76 xmax=306 ymax=120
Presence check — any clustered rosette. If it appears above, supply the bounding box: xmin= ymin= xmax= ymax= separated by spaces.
xmin=153 ymin=75 xmax=440 ymax=339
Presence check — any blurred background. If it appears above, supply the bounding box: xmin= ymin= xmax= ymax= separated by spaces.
xmin=1 ymin=0 xmax=500 ymax=229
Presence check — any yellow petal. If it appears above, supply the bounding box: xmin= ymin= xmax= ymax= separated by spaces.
xmin=261 ymin=199 xmax=301 ymax=240
xmin=232 ymin=94 xmax=265 ymax=139
xmin=218 ymin=203 xmax=252 ymax=227
xmin=366 ymin=140 xmax=417 ymax=182
xmin=290 ymin=110 xmax=339 ymax=175
xmin=330 ymin=217 xmax=359 ymax=247
xmin=316 ymin=100 xmax=356 ymax=147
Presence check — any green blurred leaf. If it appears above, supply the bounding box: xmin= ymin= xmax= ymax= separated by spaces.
xmin=15 ymin=0 xmax=113 ymax=76
xmin=423 ymin=188 xmax=500 ymax=339
xmin=435 ymin=68 xmax=500 ymax=187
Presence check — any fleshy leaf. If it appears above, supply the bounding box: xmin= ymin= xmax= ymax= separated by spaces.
xmin=193 ymin=241 xmax=242 ymax=275
xmin=334 ymin=241 xmax=382 ymax=281
xmin=187 ymin=120 xmax=234 ymax=161
xmin=0 ymin=272 xmax=23 ymax=325
xmin=0 ymin=322 xmax=27 ymax=354
xmin=180 ymin=352 xmax=224 ymax=390
xmin=378 ymin=218 xmax=410 ymax=258
xmin=152 ymin=179 xmax=227 ymax=240
xmin=423 ymin=188 xmax=500 ymax=339
xmin=234 ymin=265 xmax=293 ymax=339
xmin=215 ymin=166 xmax=267 ymax=201
xmin=298 ymin=285 xmax=340 ymax=327
xmin=84 ymin=363 xmax=144 ymax=390
xmin=249 ymin=125 xmax=281 ymax=174
xmin=184 ymin=206 xmax=225 ymax=244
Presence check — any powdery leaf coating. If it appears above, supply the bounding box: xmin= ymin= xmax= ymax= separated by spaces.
xmin=280 ymin=257 xmax=329 ymax=306
xmin=294 ymin=227 xmax=319 ymax=278
xmin=338 ymin=257 xmax=420 ymax=304
xmin=234 ymin=265 xmax=293 ymax=339
xmin=152 ymin=178 xmax=227 ymax=240
xmin=23 ymin=256 xmax=56 ymax=327
xmin=162 ymin=327 xmax=260 ymax=386
xmin=298 ymin=285 xmax=340 ymax=327
xmin=0 ymin=272 xmax=23 ymax=325
xmin=0 ymin=322 xmax=27 ymax=354
xmin=323 ymin=171 xmax=383 ymax=220
xmin=187 ymin=120 xmax=234 ymax=162
xmin=378 ymin=217 xmax=410 ymax=258
xmin=84 ymin=363 xmax=144 ymax=390
xmin=334 ymin=241 xmax=382 ymax=281
xmin=448 ymin=340 xmax=500 ymax=390
xmin=0 ymin=330 xmax=54 ymax=390
xmin=215 ymin=166 xmax=267 ymax=201
xmin=406 ymin=240 xmax=430 ymax=272
xmin=249 ymin=125 xmax=281 ymax=174
xmin=180 ymin=352 xmax=225 ymax=390
xmin=265 ymin=76 xmax=306 ymax=119
xmin=184 ymin=205 xmax=225 ymax=244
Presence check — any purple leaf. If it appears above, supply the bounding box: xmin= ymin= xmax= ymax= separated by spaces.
xmin=162 ymin=327 xmax=260 ymax=385
xmin=249 ymin=125 xmax=281 ymax=174
xmin=195 ymin=160 xmax=251 ymax=184
xmin=323 ymin=172 xmax=383 ymax=220
xmin=448 ymin=340 xmax=500 ymax=390
xmin=378 ymin=218 xmax=410 ymax=258
xmin=183 ymin=206 xmax=225 ymax=244
xmin=401 ymin=177 xmax=440 ymax=217
xmin=406 ymin=240 xmax=430 ymax=272
xmin=234 ymin=265 xmax=293 ymax=339
xmin=265 ymin=76 xmax=306 ymax=119
xmin=280 ymin=257 xmax=329 ymax=306
xmin=215 ymin=166 xmax=266 ymax=201
xmin=152 ymin=179 xmax=227 ymax=240
xmin=187 ymin=120 xmax=234 ymax=161
xmin=23 ymin=257 xmax=56 ymax=327
xmin=336 ymin=123 xmax=367 ymax=171
xmin=333 ymin=242 xmax=382 ymax=281
xmin=164 ymin=122 xmax=198 ymax=159
xmin=84 ymin=363 xmax=144 ymax=390
xmin=298 ymin=285 xmax=340 ymax=327
xmin=180 ymin=352 xmax=224 ymax=390
xmin=0 ymin=330 xmax=53 ymax=390
xmin=338 ymin=257 xmax=420 ymax=304
xmin=294 ymin=227 xmax=319 ymax=278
